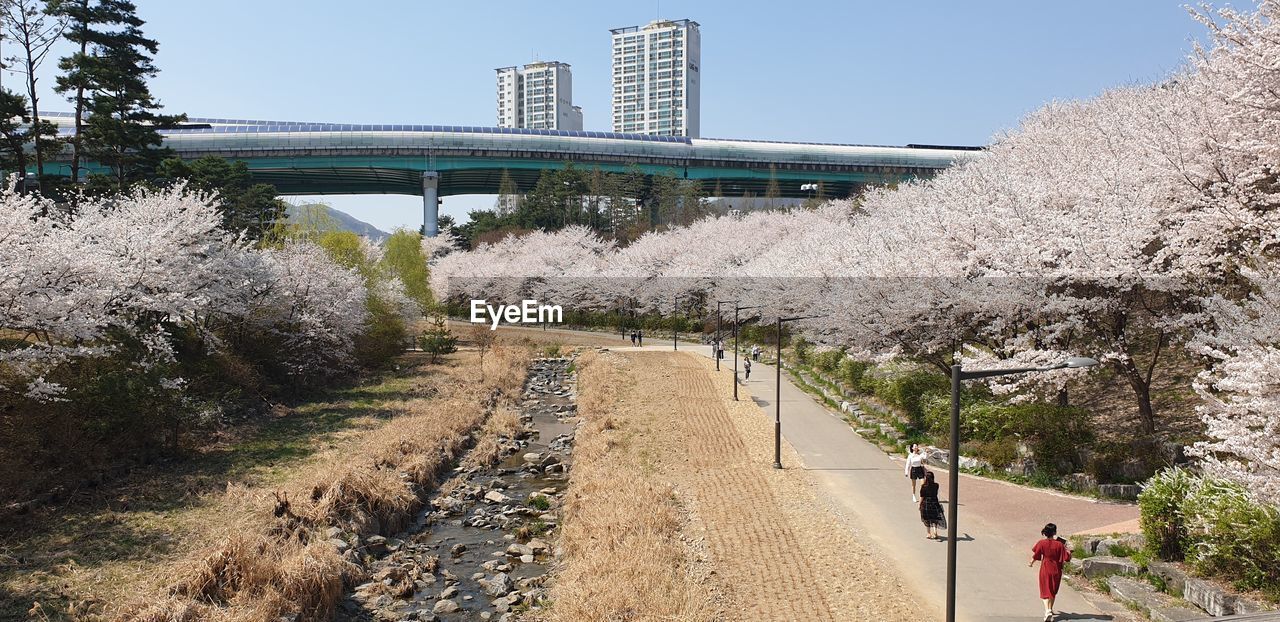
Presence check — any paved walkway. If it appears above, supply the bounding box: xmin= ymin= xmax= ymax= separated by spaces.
xmin=619 ymin=343 xmax=1138 ymax=621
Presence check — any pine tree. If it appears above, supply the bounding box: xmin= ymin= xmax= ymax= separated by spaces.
xmin=77 ymin=0 xmax=184 ymax=192
xmin=0 ymin=90 xmax=31 ymax=176
xmin=47 ymin=0 xmax=96 ymax=188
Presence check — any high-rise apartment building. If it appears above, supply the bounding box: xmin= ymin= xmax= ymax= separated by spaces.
xmin=495 ymin=61 xmax=583 ymax=131
xmin=610 ymin=19 xmax=700 ymax=137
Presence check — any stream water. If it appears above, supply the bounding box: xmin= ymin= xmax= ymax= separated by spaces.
xmin=337 ymin=357 xmax=577 ymax=622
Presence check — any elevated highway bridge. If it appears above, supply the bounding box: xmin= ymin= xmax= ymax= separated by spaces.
xmin=45 ymin=113 xmax=981 ymax=235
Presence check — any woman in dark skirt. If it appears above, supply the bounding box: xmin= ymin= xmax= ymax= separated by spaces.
xmin=918 ymin=470 xmax=946 ymax=539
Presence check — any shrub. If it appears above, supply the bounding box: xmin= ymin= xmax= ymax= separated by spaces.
xmin=1139 ymin=467 xmax=1197 ymax=561
xmin=792 ymin=337 xmax=813 ymax=364
xmin=1181 ymin=477 xmax=1280 ymax=592
xmin=837 ymin=358 xmax=873 ymax=394
xmin=812 ymin=349 xmax=844 ymax=374
xmin=974 ymin=437 xmax=1019 ymax=469
xmin=874 ymin=369 xmax=949 ymax=430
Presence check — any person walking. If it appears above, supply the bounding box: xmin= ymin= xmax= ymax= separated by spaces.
xmin=637 ymin=330 xmax=643 ymax=347
xmin=904 ymin=443 xmax=927 ymax=501
xmin=752 ymin=345 xmax=761 ymax=361
xmin=918 ymin=470 xmax=946 ymax=539
xmin=744 ymin=357 xmax=752 ymax=380
xmin=630 ymin=331 xmax=636 ymax=346
xmin=1029 ymin=523 xmax=1072 ymax=621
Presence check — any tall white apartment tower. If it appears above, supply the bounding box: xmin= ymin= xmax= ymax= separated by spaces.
xmin=495 ymin=61 xmax=583 ymax=131
xmin=610 ymin=19 xmax=701 ymax=137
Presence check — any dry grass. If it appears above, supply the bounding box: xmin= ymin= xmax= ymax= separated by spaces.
xmin=461 ymin=406 xmax=523 ymax=470
xmin=4 ymin=338 xmax=532 ymax=621
xmin=547 ymin=351 xmax=717 ymax=622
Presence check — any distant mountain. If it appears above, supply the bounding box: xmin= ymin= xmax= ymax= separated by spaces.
xmin=285 ymin=203 xmax=389 ymax=242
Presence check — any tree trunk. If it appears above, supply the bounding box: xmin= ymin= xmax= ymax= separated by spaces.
xmin=1117 ymin=357 xmax=1156 ymax=436
xmin=25 ymin=57 xmax=43 ymax=194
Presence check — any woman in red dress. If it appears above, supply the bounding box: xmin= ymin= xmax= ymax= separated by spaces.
xmin=1029 ymin=522 xmax=1071 ymax=621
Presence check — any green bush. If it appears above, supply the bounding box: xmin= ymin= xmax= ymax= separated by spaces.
xmin=921 ymin=396 xmax=1091 ymax=476
xmin=1180 ymin=477 xmax=1280 ymax=592
xmin=837 ymin=358 xmax=874 ymax=394
xmin=792 ymin=337 xmax=813 ymax=364
xmin=873 ymin=369 xmax=949 ymax=430
xmin=1139 ymin=467 xmax=1197 ymax=561
xmin=974 ymin=437 xmax=1019 ymax=469
xmin=812 ymin=349 xmax=844 ymax=374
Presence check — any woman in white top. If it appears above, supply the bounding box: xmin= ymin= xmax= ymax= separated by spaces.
xmin=905 ymin=444 xmax=927 ymax=502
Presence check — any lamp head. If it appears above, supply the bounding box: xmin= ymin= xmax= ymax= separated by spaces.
xmin=1062 ymin=356 xmax=1099 ymax=369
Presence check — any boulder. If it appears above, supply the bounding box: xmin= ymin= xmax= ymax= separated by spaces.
xmin=505 ymin=543 xmax=533 ymax=557
xmin=527 ymin=538 xmax=550 ymax=554
xmin=1148 ymin=605 xmax=1207 ymax=622
xmin=1146 ymin=560 xmax=1188 ymax=595
xmin=432 ymin=599 xmax=460 ymax=614
xmin=481 ymin=572 xmax=514 ymax=597
xmin=1233 ymin=595 xmax=1276 ymax=614
xmin=1081 ymin=556 xmax=1140 ymax=579
xmin=439 ymin=585 xmax=458 ymax=600
xmin=1107 ymin=576 xmax=1203 ymax=622
xmin=1183 ymin=577 xmax=1235 ymax=616
xmin=484 ymin=491 xmax=511 ymax=504
xmin=1098 ymin=484 xmax=1142 ymax=500
xmin=522 ymin=452 xmax=542 ymax=463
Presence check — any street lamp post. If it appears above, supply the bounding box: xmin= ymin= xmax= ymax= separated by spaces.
xmin=715 ymin=300 xmax=733 ymax=371
xmin=673 ymin=294 xmax=680 ymax=351
xmin=944 ymin=356 xmax=1098 ymax=622
xmin=774 ymin=315 xmax=823 ymax=468
xmin=733 ymin=303 xmax=761 ymax=401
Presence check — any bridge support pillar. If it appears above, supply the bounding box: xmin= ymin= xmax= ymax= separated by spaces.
xmin=421 ymin=171 xmax=440 ymax=237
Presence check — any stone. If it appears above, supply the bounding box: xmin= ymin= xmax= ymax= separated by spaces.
xmin=1148 ymin=606 xmax=1206 ymax=622
xmin=439 ymin=585 xmax=458 ymax=600
xmin=484 ymin=491 xmax=511 ymax=504
xmin=481 ymin=572 xmax=514 ymax=597
xmin=1106 ymin=576 xmax=1203 ymax=622
xmin=328 ymin=538 xmax=350 ymax=553
xmin=522 ymin=452 xmax=542 ymax=463
xmin=1183 ymin=577 xmax=1235 ymax=616
xmin=505 ymin=543 xmax=532 ymax=557
xmin=527 ymin=538 xmax=550 ymax=554
xmin=1147 ymin=560 xmax=1188 ymax=595
xmin=1098 ymin=484 xmax=1142 ymax=500
xmin=1081 ymin=556 xmax=1140 ymax=579
xmin=1106 ymin=576 xmax=1159 ymax=610
xmin=519 ymin=554 xmax=535 ymax=564
xmin=432 ymin=599 xmax=460 ymax=614
xmin=1061 ymin=472 xmax=1097 ymax=493
xmin=1232 ymin=595 xmax=1275 ymax=614
xmin=325 ymin=526 xmax=343 ymax=539
xmin=450 ymin=543 xmax=467 ymax=556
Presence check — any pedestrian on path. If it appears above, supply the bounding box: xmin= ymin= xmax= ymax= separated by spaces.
xmin=918 ymin=470 xmax=946 ymax=539
xmin=744 ymin=357 xmax=752 ymax=380
xmin=905 ymin=444 xmax=927 ymax=501
xmin=752 ymin=345 xmax=761 ymax=361
xmin=1029 ymin=523 xmax=1072 ymax=621
xmin=637 ymin=331 xmax=643 ymax=347
xmin=630 ymin=331 xmax=636 ymax=346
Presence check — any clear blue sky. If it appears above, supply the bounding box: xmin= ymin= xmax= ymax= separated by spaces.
xmin=29 ymin=0 xmax=1210 ymax=231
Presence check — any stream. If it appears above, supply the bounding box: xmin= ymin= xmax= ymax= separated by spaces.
xmin=337 ymin=357 xmax=577 ymax=622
